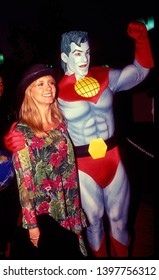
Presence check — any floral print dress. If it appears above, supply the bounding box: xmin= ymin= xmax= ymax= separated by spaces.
xmin=12 ymin=121 xmax=87 ymax=256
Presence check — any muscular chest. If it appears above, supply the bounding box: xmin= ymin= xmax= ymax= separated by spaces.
xmin=58 ymin=88 xmax=113 ymax=121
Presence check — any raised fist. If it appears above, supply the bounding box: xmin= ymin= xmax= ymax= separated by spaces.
xmin=127 ymin=22 xmax=148 ymax=41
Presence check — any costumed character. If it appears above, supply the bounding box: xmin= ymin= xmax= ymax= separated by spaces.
xmin=3 ymin=22 xmax=154 ymax=258
xmin=0 ymin=150 xmax=14 ymax=191
xmin=0 ymin=149 xmax=15 ymax=257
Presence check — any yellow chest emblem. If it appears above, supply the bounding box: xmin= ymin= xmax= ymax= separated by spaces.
xmin=74 ymin=77 xmax=100 ymax=98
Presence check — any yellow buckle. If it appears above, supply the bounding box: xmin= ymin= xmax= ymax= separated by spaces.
xmin=88 ymin=138 xmax=107 ymax=159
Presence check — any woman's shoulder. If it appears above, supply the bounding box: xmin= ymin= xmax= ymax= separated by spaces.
xmin=16 ymin=122 xmax=34 ymax=138
xmin=16 ymin=122 xmax=29 ymax=130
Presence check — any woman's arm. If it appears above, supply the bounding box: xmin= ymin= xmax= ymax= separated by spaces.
xmin=12 ymin=144 xmax=40 ymax=246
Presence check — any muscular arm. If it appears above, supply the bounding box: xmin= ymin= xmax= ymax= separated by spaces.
xmin=109 ymin=60 xmax=149 ymax=93
xmin=109 ymin=21 xmax=154 ymax=94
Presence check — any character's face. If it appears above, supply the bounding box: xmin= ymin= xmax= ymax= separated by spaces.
xmin=29 ymin=75 xmax=56 ymax=106
xmin=61 ymin=41 xmax=90 ymax=78
xmin=0 ymin=77 xmax=4 ymax=97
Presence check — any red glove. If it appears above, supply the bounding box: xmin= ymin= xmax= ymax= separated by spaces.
xmin=127 ymin=21 xmax=154 ymax=68
xmin=3 ymin=122 xmax=26 ymax=153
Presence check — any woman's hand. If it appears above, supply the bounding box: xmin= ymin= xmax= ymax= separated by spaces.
xmin=29 ymin=227 xmax=40 ymax=247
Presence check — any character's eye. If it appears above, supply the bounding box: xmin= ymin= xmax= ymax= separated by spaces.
xmin=75 ymin=52 xmax=81 ymax=56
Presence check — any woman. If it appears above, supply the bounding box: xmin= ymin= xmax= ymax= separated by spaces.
xmin=11 ymin=63 xmax=88 ymax=259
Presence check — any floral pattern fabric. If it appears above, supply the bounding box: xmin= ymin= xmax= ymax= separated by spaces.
xmin=12 ymin=121 xmax=87 ymax=256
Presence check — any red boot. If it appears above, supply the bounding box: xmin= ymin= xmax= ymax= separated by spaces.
xmin=90 ymin=234 xmax=108 ymax=258
xmin=110 ymin=235 xmax=129 ymax=257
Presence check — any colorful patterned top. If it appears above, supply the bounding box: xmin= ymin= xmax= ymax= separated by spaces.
xmin=12 ymin=121 xmax=87 ymax=256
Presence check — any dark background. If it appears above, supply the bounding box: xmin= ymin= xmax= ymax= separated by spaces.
xmin=0 ymin=1 xmax=157 ymax=66
xmin=0 ymin=0 xmax=158 ymax=258
xmin=0 ymin=0 xmax=157 ymax=121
